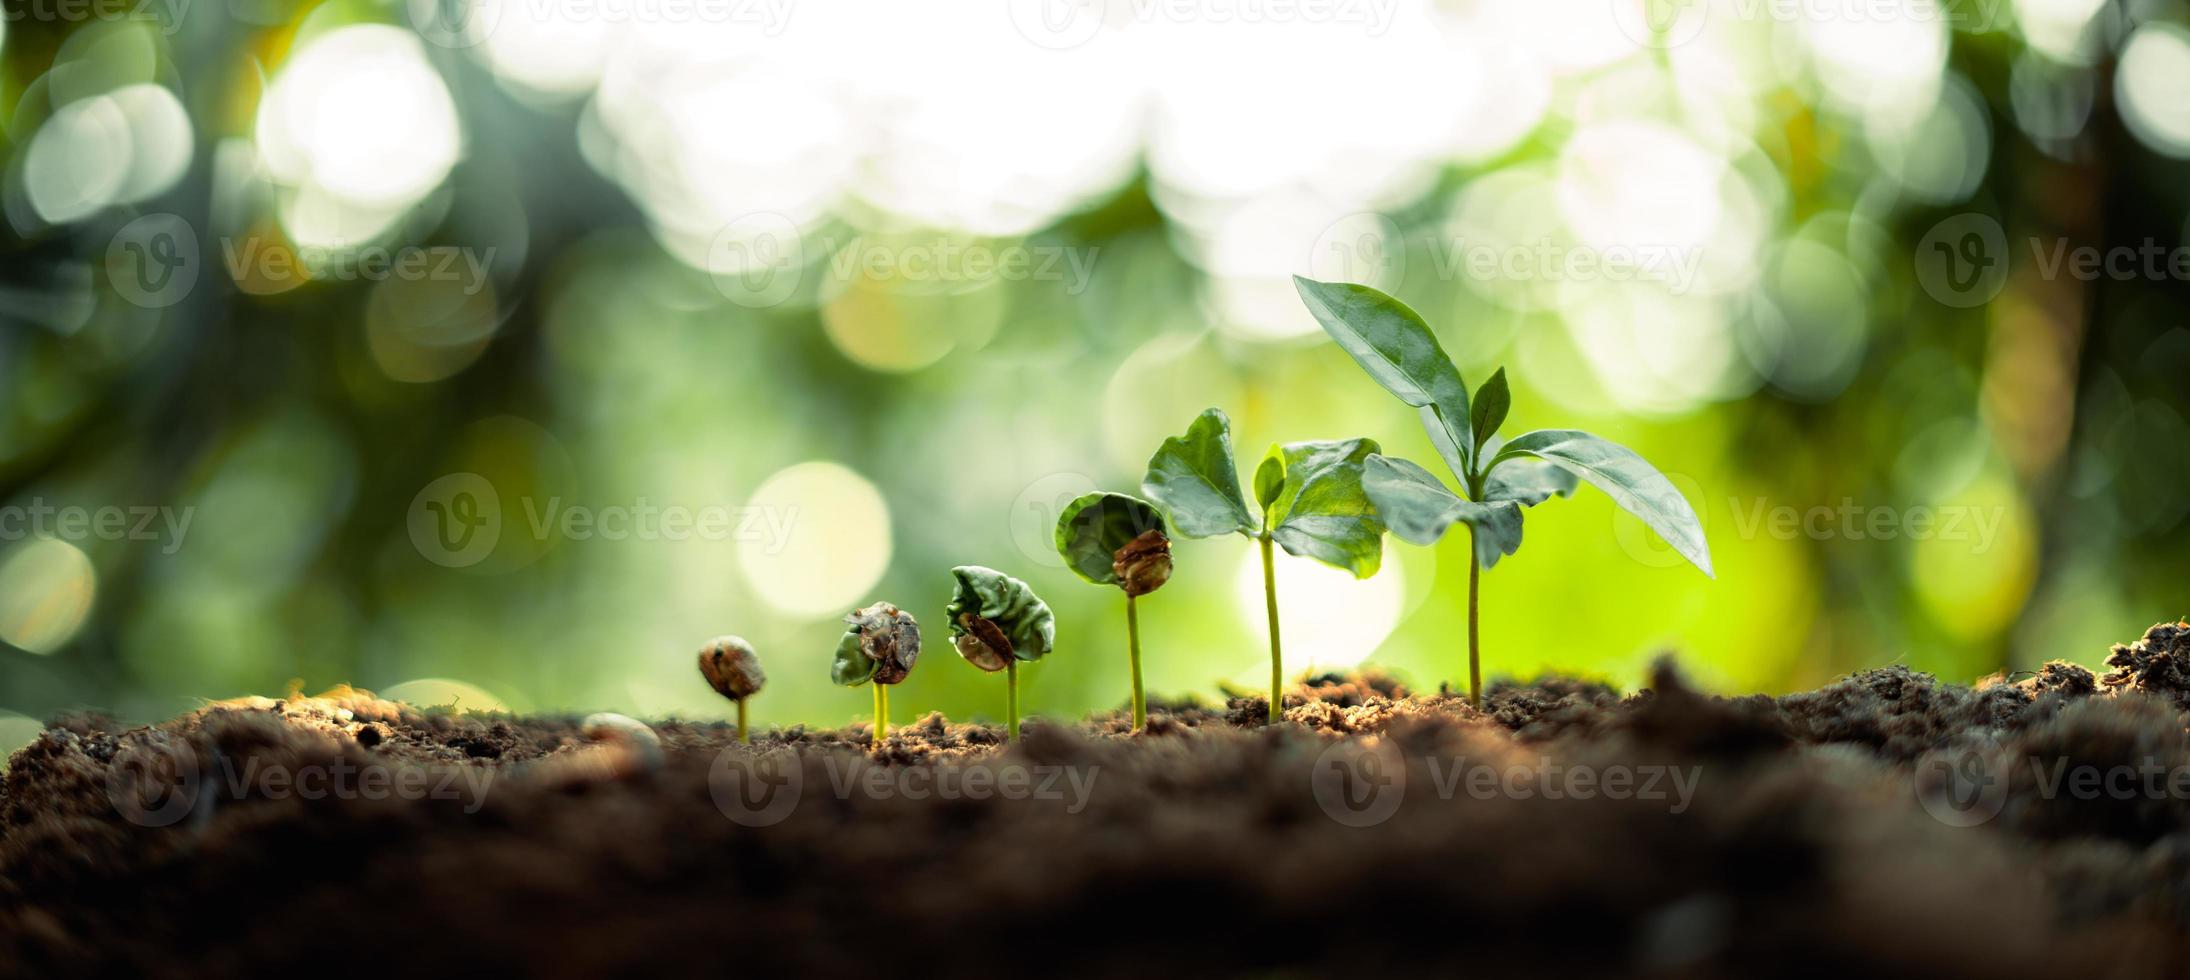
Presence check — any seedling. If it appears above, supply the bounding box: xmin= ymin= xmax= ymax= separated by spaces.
xmin=833 ymin=602 xmax=922 ymax=740
xmin=1293 ymin=276 xmax=1712 ymax=708
xmin=697 ymin=636 xmax=766 ymax=743
xmin=1141 ymin=408 xmax=1384 ymax=723
xmin=945 ymin=565 xmax=1057 ymax=740
xmin=1054 ymin=492 xmax=1170 ymax=731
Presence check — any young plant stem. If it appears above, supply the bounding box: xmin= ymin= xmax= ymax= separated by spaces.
xmin=1006 ymin=659 xmax=1020 ymax=741
xmin=737 ymin=699 xmax=749 ymax=745
xmin=1260 ymin=534 xmax=1282 ymax=724
xmin=874 ymin=684 xmax=890 ymax=741
xmin=1125 ymin=594 xmax=1146 ymax=732
xmin=1466 ymin=529 xmax=1483 ymax=711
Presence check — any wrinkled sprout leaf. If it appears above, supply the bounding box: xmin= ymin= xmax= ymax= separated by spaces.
xmin=945 ymin=565 xmax=1056 ymax=666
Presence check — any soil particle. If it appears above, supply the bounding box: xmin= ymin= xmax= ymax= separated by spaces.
xmin=7 ymin=628 xmax=2190 ymax=977
xmin=2103 ymin=621 xmax=2190 ymax=710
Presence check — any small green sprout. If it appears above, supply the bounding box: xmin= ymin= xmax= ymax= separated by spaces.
xmin=697 ymin=636 xmax=765 ymax=743
xmin=1294 ymin=275 xmax=1712 ymax=709
xmin=1141 ymin=408 xmax=1384 ymax=723
xmin=1054 ymin=492 xmax=1170 ymax=732
xmin=945 ymin=565 xmax=1057 ymax=741
xmin=833 ymin=602 xmax=922 ymax=740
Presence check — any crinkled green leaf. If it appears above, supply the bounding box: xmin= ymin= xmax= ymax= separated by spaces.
xmin=1053 ymin=492 xmax=1166 ymax=587
xmin=1142 ymin=408 xmax=1257 ymax=538
xmin=1265 ymin=437 xmax=1384 ymax=578
xmin=1481 ymin=456 xmax=1578 ymax=506
xmin=831 ymin=628 xmax=875 ymax=686
xmin=1471 ymin=368 xmax=1510 ymax=450
xmin=1362 ymin=454 xmax=1525 ymax=569
xmin=945 ymin=565 xmax=1056 ymax=662
xmin=1252 ymin=445 xmax=1285 ymax=513
xmin=1492 ymin=429 xmax=1712 ymax=577
xmin=1293 ymin=276 xmax=1474 ymax=471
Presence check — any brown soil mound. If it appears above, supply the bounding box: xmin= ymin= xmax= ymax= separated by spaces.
xmin=6 ymin=626 xmax=2190 ymax=978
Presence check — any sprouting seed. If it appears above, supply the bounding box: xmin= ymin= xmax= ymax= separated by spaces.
xmin=698 ymin=635 xmax=766 ymax=743
xmin=833 ymin=602 xmax=921 ymax=740
xmin=945 ymin=565 xmax=1056 ymax=740
xmin=1054 ymin=492 xmax=1169 ymax=732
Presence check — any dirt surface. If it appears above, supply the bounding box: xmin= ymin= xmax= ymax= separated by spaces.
xmin=8 ymin=625 xmax=2190 ymax=978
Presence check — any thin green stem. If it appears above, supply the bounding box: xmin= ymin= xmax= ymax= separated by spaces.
xmin=737 ymin=698 xmax=749 ymax=745
xmin=1006 ymin=659 xmax=1020 ymax=741
xmin=1125 ymin=593 xmax=1145 ymax=732
xmin=874 ymin=683 xmax=889 ymax=741
xmin=1260 ymin=534 xmax=1282 ymax=725
xmin=1467 ymin=527 xmax=1482 ymax=711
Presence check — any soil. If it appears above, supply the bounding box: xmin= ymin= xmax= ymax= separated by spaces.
xmin=8 ymin=625 xmax=2190 ymax=978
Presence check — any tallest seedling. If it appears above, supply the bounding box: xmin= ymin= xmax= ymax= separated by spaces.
xmin=1141 ymin=409 xmax=1384 ymax=723
xmin=1293 ymin=276 xmax=1713 ymax=708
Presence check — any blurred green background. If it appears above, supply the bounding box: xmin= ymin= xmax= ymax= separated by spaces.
xmin=1 ymin=0 xmax=2187 ymax=740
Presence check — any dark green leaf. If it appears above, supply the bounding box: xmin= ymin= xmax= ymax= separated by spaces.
xmin=1471 ymin=368 xmax=1510 ymax=450
xmin=1292 ymin=276 xmax=1474 ymax=472
xmin=945 ymin=565 xmax=1056 ymax=662
xmin=1362 ymin=454 xmax=1525 ymax=568
xmin=1265 ymin=437 xmax=1384 ymax=578
xmin=1492 ymin=429 xmax=1712 ymax=577
xmin=1252 ymin=445 xmax=1285 ymax=513
xmin=1054 ymin=492 xmax=1167 ymax=587
xmin=1141 ymin=408 xmax=1257 ymax=538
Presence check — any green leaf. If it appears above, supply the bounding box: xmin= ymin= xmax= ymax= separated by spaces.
xmin=1141 ymin=408 xmax=1258 ymax=538
xmin=1471 ymin=368 xmax=1510 ymax=450
xmin=1362 ymin=454 xmax=1524 ymax=568
xmin=831 ymin=628 xmax=875 ymax=686
xmin=1253 ymin=445 xmax=1285 ymax=513
xmin=1481 ymin=456 xmax=1577 ymax=506
xmin=1054 ymin=492 xmax=1166 ymax=587
xmin=1293 ymin=276 xmax=1474 ymax=471
xmin=1491 ymin=429 xmax=1713 ymax=577
xmin=1264 ymin=437 xmax=1385 ymax=578
xmin=945 ymin=565 xmax=1056 ymax=662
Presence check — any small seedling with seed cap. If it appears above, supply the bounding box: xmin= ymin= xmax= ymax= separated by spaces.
xmin=698 ymin=636 xmax=766 ymax=743
xmin=946 ymin=565 xmax=1056 ymax=740
xmin=1054 ymin=492 xmax=1170 ymax=732
xmin=833 ymin=602 xmax=921 ymax=740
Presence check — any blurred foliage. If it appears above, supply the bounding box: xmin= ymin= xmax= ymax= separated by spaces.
xmin=1 ymin=0 xmax=2188 ymax=736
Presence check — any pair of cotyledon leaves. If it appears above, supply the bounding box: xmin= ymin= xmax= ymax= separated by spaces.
xmin=1290 ymin=275 xmax=1714 ymax=577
